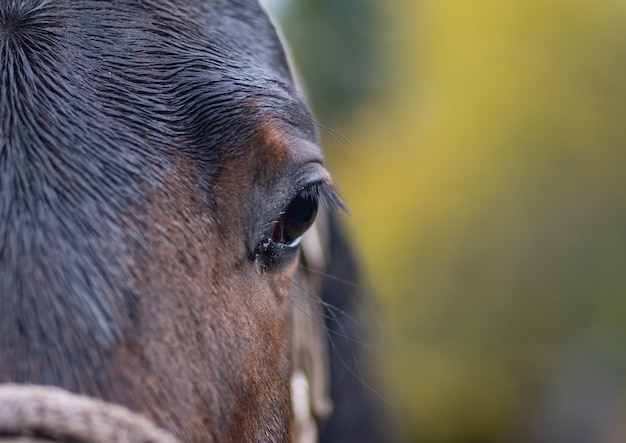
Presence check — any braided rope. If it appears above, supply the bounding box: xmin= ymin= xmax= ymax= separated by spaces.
xmin=0 ymin=384 xmax=179 ymax=443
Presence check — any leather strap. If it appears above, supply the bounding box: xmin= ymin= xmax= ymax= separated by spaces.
xmin=291 ymin=207 xmax=334 ymax=443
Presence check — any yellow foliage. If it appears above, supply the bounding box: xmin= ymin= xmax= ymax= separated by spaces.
xmin=328 ymin=1 xmax=626 ymax=441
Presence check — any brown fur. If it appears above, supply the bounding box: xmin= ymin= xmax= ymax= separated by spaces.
xmin=97 ymin=119 xmax=305 ymax=441
xmin=0 ymin=1 xmax=325 ymax=441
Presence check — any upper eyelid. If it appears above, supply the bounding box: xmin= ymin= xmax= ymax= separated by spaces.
xmin=296 ymin=162 xmax=330 ymax=186
xmin=297 ymin=180 xmax=346 ymax=213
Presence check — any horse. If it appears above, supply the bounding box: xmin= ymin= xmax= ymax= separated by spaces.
xmin=0 ymin=0 xmax=390 ymax=442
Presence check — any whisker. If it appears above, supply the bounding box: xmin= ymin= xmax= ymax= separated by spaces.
xmin=286 ymin=275 xmax=391 ymax=405
xmin=286 ymin=277 xmax=372 ymax=347
xmin=296 ymin=264 xmax=364 ymax=288
xmin=312 ymin=120 xmax=352 ymax=147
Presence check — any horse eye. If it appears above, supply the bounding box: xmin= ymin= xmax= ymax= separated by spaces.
xmin=255 ymin=181 xmax=341 ymax=270
xmin=271 ymin=193 xmax=319 ymax=246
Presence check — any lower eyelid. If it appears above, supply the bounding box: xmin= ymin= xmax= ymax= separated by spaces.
xmin=286 ymin=236 xmax=302 ymax=248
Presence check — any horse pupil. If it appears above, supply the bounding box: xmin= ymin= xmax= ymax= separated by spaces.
xmin=282 ymin=195 xmax=318 ymax=243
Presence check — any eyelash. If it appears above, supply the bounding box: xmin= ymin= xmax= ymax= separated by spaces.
xmin=255 ymin=182 xmax=344 ymax=271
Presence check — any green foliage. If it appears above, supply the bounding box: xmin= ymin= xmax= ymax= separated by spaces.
xmin=266 ymin=0 xmax=385 ymax=125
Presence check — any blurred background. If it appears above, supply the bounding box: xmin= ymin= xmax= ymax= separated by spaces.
xmin=261 ymin=1 xmax=626 ymax=442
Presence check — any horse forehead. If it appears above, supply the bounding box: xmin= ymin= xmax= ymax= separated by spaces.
xmin=68 ymin=0 xmax=291 ymax=78
xmin=2 ymin=0 xmax=292 ymax=88
xmin=66 ymin=0 xmax=309 ymax=155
